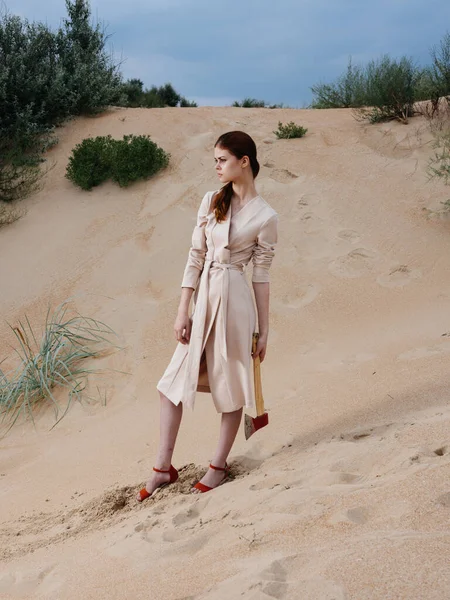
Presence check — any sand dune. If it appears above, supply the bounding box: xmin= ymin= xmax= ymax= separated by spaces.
xmin=0 ymin=107 xmax=449 ymax=599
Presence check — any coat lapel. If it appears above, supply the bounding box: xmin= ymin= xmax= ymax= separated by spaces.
xmin=214 ymin=204 xmax=232 ymax=263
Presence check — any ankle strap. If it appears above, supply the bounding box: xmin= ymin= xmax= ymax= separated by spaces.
xmin=153 ymin=466 xmax=171 ymax=474
xmin=209 ymin=462 xmax=228 ymax=472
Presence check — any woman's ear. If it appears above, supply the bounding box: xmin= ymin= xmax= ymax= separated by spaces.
xmin=241 ymin=155 xmax=250 ymax=168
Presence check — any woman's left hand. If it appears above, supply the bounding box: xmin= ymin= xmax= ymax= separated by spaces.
xmin=252 ymin=334 xmax=268 ymax=363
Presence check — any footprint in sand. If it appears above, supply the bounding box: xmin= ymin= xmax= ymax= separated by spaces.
xmin=339 ymin=423 xmax=392 ymax=443
xmin=260 ymin=557 xmax=347 ymax=600
xmin=328 ymin=247 xmax=377 ymax=278
xmin=336 ymin=229 xmax=361 ymax=244
xmin=311 ymin=471 xmax=362 ymax=487
xmin=279 ymin=283 xmax=319 ymax=310
xmin=377 ymin=264 xmax=421 ymax=288
xmin=330 ymin=506 xmax=369 ymax=525
xmin=300 ymin=211 xmax=324 ymax=234
xmin=172 ymin=505 xmax=201 ymax=527
xmin=0 ymin=565 xmax=63 ymax=597
xmin=269 ymin=168 xmax=299 ymax=184
xmin=249 ymin=476 xmax=302 ymax=491
xmin=289 ymin=195 xmax=319 ymax=223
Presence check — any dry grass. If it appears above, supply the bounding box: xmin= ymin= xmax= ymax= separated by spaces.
xmin=0 ymin=202 xmax=24 ymax=228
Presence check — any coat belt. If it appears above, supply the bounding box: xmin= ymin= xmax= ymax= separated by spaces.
xmin=182 ymin=259 xmax=244 ymax=409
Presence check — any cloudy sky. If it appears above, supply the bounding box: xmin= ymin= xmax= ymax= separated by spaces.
xmin=9 ymin=0 xmax=450 ymax=106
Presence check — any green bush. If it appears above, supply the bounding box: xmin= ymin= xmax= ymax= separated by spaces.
xmin=118 ymin=79 xmax=197 ymax=108
xmin=55 ymin=1 xmax=122 ymax=116
xmin=0 ymin=1 xmax=122 ymax=201
xmin=430 ymin=33 xmax=450 ymax=99
xmin=140 ymin=90 xmax=166 ymax=108
xmin=66 ymin=136 xmax=113 ymax=190
xmin=180 ymin=96 xmax=198 ymax=107
xmin=66 ymin=134 xmax=169 ymax=190
xmin=274 ymin=121 xmax=308 ymax=139
xmin=353 ymin=55 xmax=417 ymax=123
xmin=111 ymin=135 xmax=170 ymax=187
xmin=311 ymin=59 xmax=367 ymax=108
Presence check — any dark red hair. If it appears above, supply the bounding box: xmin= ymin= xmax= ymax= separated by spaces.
xmin=213 ymin=131 xmax=260 ymax=223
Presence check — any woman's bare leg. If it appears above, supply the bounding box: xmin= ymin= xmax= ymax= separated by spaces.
xmin=193 ymin=407 xmax=243 ymax=492
xmin=137 ymin=392 xmax=183 ymax=500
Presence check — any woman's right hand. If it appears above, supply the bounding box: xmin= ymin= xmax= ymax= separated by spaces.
xmin=174 ymin=311 xmax=192 ymax=345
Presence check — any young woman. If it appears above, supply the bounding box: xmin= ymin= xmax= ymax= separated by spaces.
xmin=138 ymin=130 xmax=278 ymax=499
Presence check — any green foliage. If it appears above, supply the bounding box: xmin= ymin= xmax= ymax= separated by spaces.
xmin=56 ymin=0 xmax=122 ymax=115
xmin=119 ymin=78 xmax=144 ymax=106
xmin=355 ymin=55 xmax=417 ymax=123
xmin=0 ymin=301 xmax=117 ymax=432
xmin=274 ymin=121 xmax=308 ymax=139
xmin=140 ymin=89 xmax=166 ymax=108
xmin=430 ymin=33 xmax=450 ymax=99
xmin=0 ymin=1 xmax=122 ymax=201
xmin=233 ymin=98 xmax=267 ymax=107
xmin=66 ymin=134 xmax=169 ymax=190
xmin=180 ymin=96 xmax=198 ymax=107
xmin=110 ymin=135 xmax=170 ymax=187
xmin=428 ymin=133 xmax=450 ymax=184
xmin=150 ymin=83 xmax=180 ymax=107
xmin=311 ymin=59 xmax=366 ymax=108
xmin=311 ymin=53 xmax=439 ymax=123
xmin=232 ymin=98 xmax=285 ymax=108
xmin=118 ymin=79 xmax=196 ymax=108
xmin=66 ymin=136 xmax=113 ymax=190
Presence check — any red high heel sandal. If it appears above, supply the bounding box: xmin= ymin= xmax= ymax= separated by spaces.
xmin=138 ymin=465 xmax=179 ymax=502
xmin=193 ymin=463 xmax=229 ymax=493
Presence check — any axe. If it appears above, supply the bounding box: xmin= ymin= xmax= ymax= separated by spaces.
xmin=244 ymin=333 xmax=269 ymax=440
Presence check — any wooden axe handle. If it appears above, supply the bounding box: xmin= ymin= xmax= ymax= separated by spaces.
xmin=252 ymin=333 xmax=265 ymax=417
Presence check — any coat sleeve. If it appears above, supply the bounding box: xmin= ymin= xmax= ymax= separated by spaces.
xmin=252 ymin=214 xmax=278 ymax=283
xmin=181 ymin=192 xmax=212 ymax=289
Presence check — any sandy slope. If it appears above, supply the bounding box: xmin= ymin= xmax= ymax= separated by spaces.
xmin=0 ymin=107 xmax=449 ymax=599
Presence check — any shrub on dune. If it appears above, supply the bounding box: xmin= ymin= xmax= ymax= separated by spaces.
xmin=0 ymin=301 xmax=117 ymax=433
xmin=354 ymin=55 xmax=417 ymax=124
xmin=311 ymin=59 xmax=367 ymax=109
xmin=274 ymin=121 xmax=308 ymax=139
xmin=66 ymin=136 xmax=114 ymax=191
xmin=66 ymin=134 xmax=170 ymax=190
xmin=110 ymin=135 xmax=170 ymax=187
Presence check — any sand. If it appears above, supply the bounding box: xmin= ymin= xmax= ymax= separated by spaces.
xmin=0 ymin=106 xmax=449 ymax=599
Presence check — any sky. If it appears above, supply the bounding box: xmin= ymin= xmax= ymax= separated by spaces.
xmin=8 ymin=0 xmax=450 ymax=107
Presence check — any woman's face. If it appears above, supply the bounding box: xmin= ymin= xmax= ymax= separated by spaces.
xmin=214 ymin=146 xmax=248 ymax=183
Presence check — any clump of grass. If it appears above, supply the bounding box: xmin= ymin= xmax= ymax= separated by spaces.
xmin=0 ymin=301 xmax=117 ymax=433
xmin=274 ymin=121 xmax=308 ymax=139
xmin=428 ymin=133 xmax=450 ymax=184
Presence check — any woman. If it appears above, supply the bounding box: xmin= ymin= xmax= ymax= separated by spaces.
xmin=138 ymin=130 xmax=278 ymax=499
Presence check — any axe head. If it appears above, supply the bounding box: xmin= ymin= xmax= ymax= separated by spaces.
xmin=244 ymin=411 xmax=269 ymax=440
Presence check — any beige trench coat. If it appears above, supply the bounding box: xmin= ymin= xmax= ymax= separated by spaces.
xmin=156 ymin=191 xmax=278 ymax=413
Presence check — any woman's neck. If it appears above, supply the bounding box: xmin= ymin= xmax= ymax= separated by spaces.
xmin=231 ymin=180 xmax=258 ymax=205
